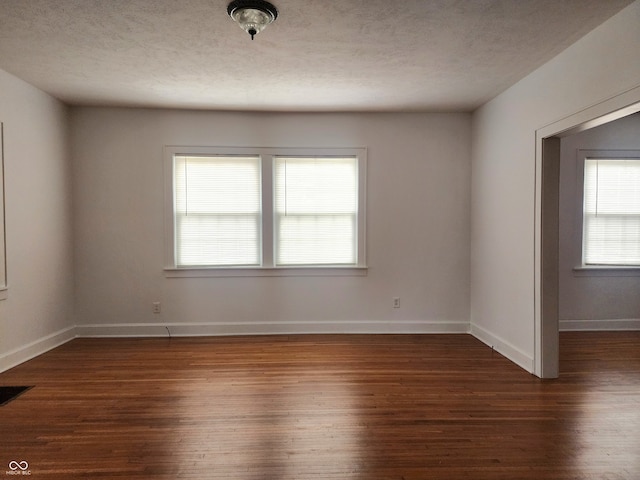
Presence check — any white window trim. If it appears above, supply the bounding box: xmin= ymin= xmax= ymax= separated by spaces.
xmin=0 ymin=122 xmax=6 ymax=300
xmin=163 ymin=146 xmax=367 ymax=277
xmin=573 ymin=149 xmax=640 ymax=276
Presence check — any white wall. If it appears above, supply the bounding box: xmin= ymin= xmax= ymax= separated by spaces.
xmin=559 ymin=113 xmax=640 ymax=330
xmin=70 ymin=110 xmax=471 ymax=336
xmin=0 ymin=69 xmax=75 ymax=371
xmin=470 ymin=1 xmax=640 ymax=373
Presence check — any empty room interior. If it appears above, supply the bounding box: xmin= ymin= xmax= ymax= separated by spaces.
xmin=0 ymin=1 xmax=639 ymax=478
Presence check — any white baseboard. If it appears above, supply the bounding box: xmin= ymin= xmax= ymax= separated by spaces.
xmin=1 ymin=321 xmax=471 ymax=374
xmin=469 ymin=323 xmax=534 ymax=374
xmin=0 ymin=325 xmax=76 ymax=373
xmin=560 ymin=318 xmax=640 ymax=331
xmin=75 ymin=320 xmax=470 ymax=338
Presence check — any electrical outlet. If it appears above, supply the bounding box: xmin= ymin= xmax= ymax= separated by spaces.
xmin=152 ymin=302 xmax=161 ymax=314
xmin=393 ymin=297 xmax=400 ymax=308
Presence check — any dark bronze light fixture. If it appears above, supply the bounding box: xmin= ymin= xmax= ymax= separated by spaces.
xmin=227 ymin=0 xmax=278 ymax=40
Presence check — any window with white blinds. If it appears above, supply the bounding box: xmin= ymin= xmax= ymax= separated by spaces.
xmin=274 ymin=157 xmax=358 ymax=265
xmin=583 ymin=157 xmax=640 ymax=266
xmin=165 ymin=146 xmax=367 ymax=274
xmin=174 ymin=155 xmax=261 ymax=267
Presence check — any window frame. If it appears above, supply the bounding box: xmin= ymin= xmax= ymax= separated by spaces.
xmin=574 ymin=149 xmax=640 ymax=275
xmin=163 ymin=146 xmax=367 ymax=277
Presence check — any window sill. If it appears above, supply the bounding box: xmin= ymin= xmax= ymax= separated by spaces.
xmin=573 ymin=266 xmax=640 ymax=277
xmin=164 ymin=266 xmax=368 ymax=278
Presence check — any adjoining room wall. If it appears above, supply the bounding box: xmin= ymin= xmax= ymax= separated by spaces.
xmin=470 ymin=1 xmax=640 ymax=373
xmin=0 ymin=69 xmax=75 ymax=371
xmin=71 ymin=110 xmax=471 ymax=336
xmin=559 ymin=113 xmax=640 ymax=331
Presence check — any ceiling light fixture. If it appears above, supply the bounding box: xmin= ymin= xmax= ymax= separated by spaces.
xmin=227 ymin=0 xmax=278 ymax=40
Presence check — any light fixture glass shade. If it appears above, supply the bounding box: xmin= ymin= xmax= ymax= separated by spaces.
xmin=227 ymin=0 xmax=278 ymax=40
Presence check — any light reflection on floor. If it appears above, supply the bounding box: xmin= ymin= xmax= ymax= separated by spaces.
xmin=174 ymin=370 xmax=364 ymax=478
xmin=574 ymin=371 xmax=640 ymax=478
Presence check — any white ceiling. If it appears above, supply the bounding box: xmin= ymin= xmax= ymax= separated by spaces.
xmin=0 ymin=0 xmax=634 ymax=112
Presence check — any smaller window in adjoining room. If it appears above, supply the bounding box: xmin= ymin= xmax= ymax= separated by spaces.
xmin=582 ymin=152 xmax=640 ymax=267
xmin=164 ymin=146 xmax=367 ymax=277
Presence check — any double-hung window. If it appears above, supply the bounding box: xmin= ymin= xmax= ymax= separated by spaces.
xmin=164 ymin=146 xmax=367 ymax=276
xmin=581 ymin=151 xmax=640 ymax=267
xmin=274 ymin=156 xmax=358 ymax=266
xmin=174 ymin=155 xmax=262 ymax=267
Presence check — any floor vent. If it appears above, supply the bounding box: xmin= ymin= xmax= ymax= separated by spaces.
xmin=0 ymin=386 xmax=33 ymax=406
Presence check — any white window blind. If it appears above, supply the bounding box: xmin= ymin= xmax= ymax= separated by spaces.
xmin=174 ymin=155 xmax=261 ymax=266
xmin=274 ymin=156 xmax=358 ymax=265
xmin=583 ymin=158 xmax=640 ymax=266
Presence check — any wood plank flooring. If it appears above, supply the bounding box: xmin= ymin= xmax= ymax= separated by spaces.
xmin=0 ymin=332 xmax=639 ymax=479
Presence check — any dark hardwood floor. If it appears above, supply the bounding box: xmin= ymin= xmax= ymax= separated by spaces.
xmin=1 ymin=332 xmax=639 ymax=479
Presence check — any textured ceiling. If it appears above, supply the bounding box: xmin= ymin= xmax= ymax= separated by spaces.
xmin=0 ymin=0 xmax=634 ymax=112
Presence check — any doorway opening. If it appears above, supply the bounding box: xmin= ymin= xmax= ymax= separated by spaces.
xmin=536 ymin=90 xmax=640 ymax=378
